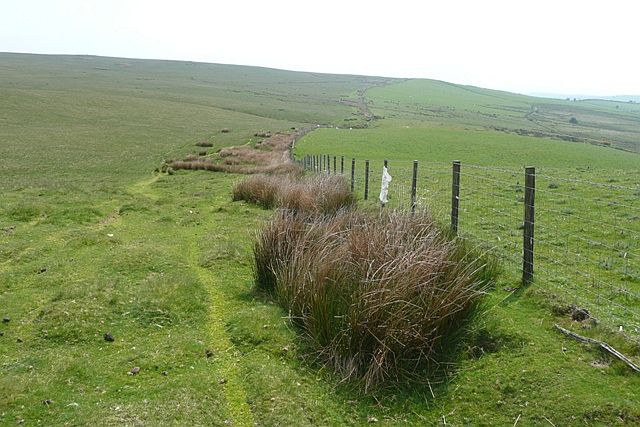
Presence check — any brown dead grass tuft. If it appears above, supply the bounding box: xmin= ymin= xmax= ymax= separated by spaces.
xmin=233 ymin=174 xmax=355 ymax=214
xmin=254 ymin=209 xmax=497 ymax=390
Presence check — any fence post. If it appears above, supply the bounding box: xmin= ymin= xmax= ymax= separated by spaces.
xmin=411 ymin=160 xmax=418 ymax=214
xmin=351 ymin=158 xmax=355 ymax=192
xmin=381 ymin=160 xmax=388 ymax=207
xmin=523 ymin=166 xmax=536 ymax=284
xmin=364 ymin=160 xmax=370 ymax=200
xmin=451 ymin=161 xmax=461 ymax=235
xmin=333 ymin=156 xmax=337 ymax=175
xmin=327 ymin=155 xmax=331 ymax=175
xmin=341 ymin=156 xmax=344 ymax=174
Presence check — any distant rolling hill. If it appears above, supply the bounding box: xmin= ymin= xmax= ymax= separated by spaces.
xmin=367 ymin=80 xmax=640 ymax=153
xmin=2 ymin=52 xmax=639 ymax=162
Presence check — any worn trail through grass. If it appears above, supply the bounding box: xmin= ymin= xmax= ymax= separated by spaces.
xmin=190 ymin=239 xmax=254 ymax=426
xmin=133 ymin=173 xmax=255 ymax=426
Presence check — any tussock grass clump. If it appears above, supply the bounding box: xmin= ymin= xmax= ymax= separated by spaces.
xmin=232 ymin=175 xmax=281 ymax=209
xmin=233 ymin=174 xmax=356 ymax=214
xmin=169 ymin=160 xmax=302 ymax=175
xmin=195 ymin=141 xmax=213 ymax=147
xmin=254 ymin=210 xmax=497 ymax=390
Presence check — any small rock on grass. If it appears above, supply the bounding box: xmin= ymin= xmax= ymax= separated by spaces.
xmin=219 ymin=378 xmax=227 ymax=385
xmin=129 ymin=367 xmax=140 ymax=375
xmin=571 ymin=307 xmax=590 ymax=322
xmin=103 ymin=332 xmax=115 ymax=342
xmin=2 ymin=316 xmax=10 ymax=323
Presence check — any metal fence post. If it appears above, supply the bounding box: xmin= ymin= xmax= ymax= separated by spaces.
xmin=411 ymin=160 xmax=418 ymax=214
xmin=451 ymin=161 xmax=461 ymax=235
xmin=364 ymin=160 xmax=370 ymax=200
xmin=351 ymin=158 xmax=355 ymax=192
xmin=523 ymin=166 xmax=536 ymax=284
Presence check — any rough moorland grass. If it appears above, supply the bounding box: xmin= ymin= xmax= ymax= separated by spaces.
xmin=233 ymin=174 xmax=356 ymax=214
xmin=169 ymin=159 xmax=302 ymax=175
xmin=171 ymin=132 xmax=304 ymax=175
xmin=254 ymin=209 xmax=497 ymax=390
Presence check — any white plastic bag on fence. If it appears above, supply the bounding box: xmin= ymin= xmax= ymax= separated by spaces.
xmin=379 ymin=166 xmax=392 ymax=204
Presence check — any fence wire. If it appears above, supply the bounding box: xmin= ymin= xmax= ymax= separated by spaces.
xmin=300 ymin=155 xmax=640 ymax=339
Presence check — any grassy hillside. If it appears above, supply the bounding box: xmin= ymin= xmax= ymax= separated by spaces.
xmin=368 ymin=79 xmax=640 ymax=152
xmin=1 ymin=53 xmax=640 ymax=426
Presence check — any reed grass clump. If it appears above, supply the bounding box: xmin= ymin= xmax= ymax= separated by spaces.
xmin=253 ymin=209 xmax=497 ymax=390
xmin=233 ymin=174 xmax=355 ymax=214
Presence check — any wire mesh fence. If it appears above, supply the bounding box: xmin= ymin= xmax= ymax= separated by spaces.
xmin=299 ymin=154 xmax=640 ymax=339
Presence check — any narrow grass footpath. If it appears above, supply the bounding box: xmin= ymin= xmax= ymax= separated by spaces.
xmin=189 ymin=241 xmax=254 ymax=426
xmin=130 ymin=171 xmax=256 ymax=425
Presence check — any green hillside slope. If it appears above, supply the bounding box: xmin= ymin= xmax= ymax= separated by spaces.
xmin=1 ymin=53 xmax=639 ymax=426
xmin=369 ymin=79 xmax=640 ymax=152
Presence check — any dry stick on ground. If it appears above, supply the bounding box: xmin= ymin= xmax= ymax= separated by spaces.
xmin=553 ymin=324 xmax=640 ymax=373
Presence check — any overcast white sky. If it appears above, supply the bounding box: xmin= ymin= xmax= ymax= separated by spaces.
xmin=2 ymin=0 xmax=639 ymax=95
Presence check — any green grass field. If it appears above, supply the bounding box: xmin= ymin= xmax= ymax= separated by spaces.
xmin=296 ymin=96 xmax=640 ymax=341
xmin=1 ymin=53 xmax=640 ymax=426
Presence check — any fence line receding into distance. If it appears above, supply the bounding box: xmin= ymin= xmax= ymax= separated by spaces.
xmin=298 ymin=154 xmax=640 ymax=340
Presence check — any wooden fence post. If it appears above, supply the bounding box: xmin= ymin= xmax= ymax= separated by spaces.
xmin=523 ymin=166 xmax=536 ymax=284
xmin=364 ymin=160 xmax=370 ymax=200
xmin=333 ymin=156 xmax=337 ymax=175
xmin=327 ymin=155 xmax=331 ymax=175
xmin=451 ymin=161 xmax=461 ymax=235
xmin=341 ymin=156 xmax=344 ymax=174
xmin=351 ymin=158 xmax=355 ymax=192
xmin=411 ymin=160 xmax=418 ymax=214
